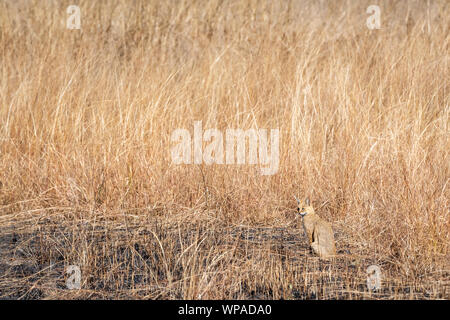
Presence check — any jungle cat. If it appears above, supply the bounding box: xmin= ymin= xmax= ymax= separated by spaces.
xmin=295 ymin=196 xmax=336 ymax=259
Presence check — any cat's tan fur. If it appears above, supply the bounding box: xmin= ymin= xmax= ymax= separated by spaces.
xmin=295 ymin=196 xmax=336 ymax=259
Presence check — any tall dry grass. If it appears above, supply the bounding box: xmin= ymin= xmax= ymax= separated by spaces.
xmin=0 ymin=0 xmax=448 ymax=299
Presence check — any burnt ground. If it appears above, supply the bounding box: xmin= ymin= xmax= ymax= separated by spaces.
xmin=0 ymin=211 xmax=448 ymax=299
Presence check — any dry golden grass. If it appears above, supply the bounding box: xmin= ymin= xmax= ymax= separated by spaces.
xmin=0 ymin=0 xmax=448 ymax=299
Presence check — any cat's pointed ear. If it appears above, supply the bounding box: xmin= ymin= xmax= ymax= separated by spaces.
xmin=305 ymin=197 xmax=310 ymax=206
xmin=294 ymin=195 xmax=301 ymax=205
